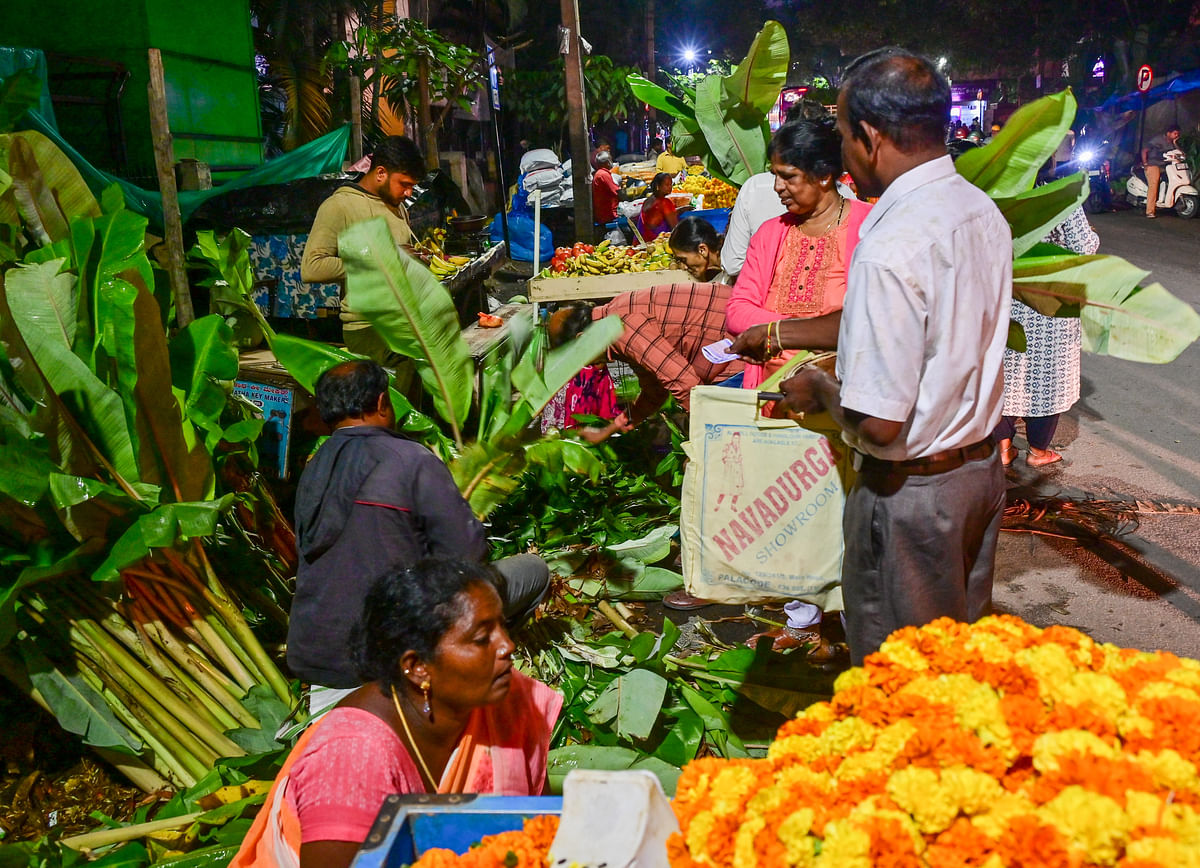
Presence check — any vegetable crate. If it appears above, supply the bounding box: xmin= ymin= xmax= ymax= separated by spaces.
xmin=528 ymin=269 xmax=695 ymax=303
xmin=351 ymin=794 xmax=562 ymax=867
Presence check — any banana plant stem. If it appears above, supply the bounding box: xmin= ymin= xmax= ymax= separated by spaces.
xmin=202 ymin=589 xmax=293 ymax=704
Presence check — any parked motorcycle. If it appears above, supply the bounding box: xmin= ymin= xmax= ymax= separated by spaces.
xmin=1052 ymin=138 xmax=1113 ymax=213
xmin=1126 ymin=148 xmax=1199 ymax=218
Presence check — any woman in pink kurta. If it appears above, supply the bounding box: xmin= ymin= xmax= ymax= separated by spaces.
xmin=231 ymin=559 xmax=562 ymax=868
xmin=727 ymin=119 xmax=872 ymax=389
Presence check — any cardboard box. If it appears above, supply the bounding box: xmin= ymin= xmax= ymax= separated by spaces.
xmin=528 ymin=269 xmax=696 ymax=303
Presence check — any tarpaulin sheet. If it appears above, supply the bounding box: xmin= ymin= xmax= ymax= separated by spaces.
xmin=20 ymin=110 xmax=349 ymax=228
xmin=0 ymin=47 xmax=58 ymax=130
xmin=1097 ymin=69 xmax=1200 ymax=112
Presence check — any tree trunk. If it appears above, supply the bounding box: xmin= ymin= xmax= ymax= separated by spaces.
xmin=561 ymin=0 xmax=592 ymax=242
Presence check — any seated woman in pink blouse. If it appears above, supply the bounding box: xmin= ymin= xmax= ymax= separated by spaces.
xmin=727 ymin=119 xmax=871 ymax=389
xmin=231 ymin=559 xmax=562 ymax=868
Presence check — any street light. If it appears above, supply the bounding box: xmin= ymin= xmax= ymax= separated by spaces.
xmin=937 ymin=56 xmax=948 ymax=70
xmin=682 ymin=48 xmax=698 ymax=64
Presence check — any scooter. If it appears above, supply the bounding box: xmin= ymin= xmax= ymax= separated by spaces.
xmin=1126 ymin=148 xmax=1199 ymax=218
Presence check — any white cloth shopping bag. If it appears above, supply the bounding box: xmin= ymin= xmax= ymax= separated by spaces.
xmin=680 ymin=386 xmax=848 ymax=608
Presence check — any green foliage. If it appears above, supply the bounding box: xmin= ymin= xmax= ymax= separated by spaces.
xmin=625 ymin=21 xmax=789 ymax=186
xmin=506 ymin=57 xmax=645 ymax=152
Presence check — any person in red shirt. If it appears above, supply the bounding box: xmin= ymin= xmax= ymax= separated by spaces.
xmin=592 ymin=151 xmax=620 ymax=225
xmin=639 ymin=172 xmax=679 ymax=238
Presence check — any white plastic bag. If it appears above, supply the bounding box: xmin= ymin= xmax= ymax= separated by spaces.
xmin=680 ymin=386 xmax=848 ymax=608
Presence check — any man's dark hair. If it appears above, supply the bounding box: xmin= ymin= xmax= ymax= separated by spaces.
xmin=369 ymin=135 xmax=426 ymax=179
xmin=785 ymin=97 xmax=830 ymax=123
xmin=351 ymin=558 xmax=499 ymax=694
xmin=769 ymin=118 xmax=842 ymax=180
xmin=651 ymin=137 xmax=664 ymax=150
xmin=549 ymin=303 xmax=595 ymax=348
xmin=314 ymin=359 xmax=390 ymax=426
xmin=842 ymin=47 xmax=950 ymax=153
xmin=669 ymin=216 xmax=722 ymax=253
xmin=1168 ymin=124 xmax=1182 ymax=134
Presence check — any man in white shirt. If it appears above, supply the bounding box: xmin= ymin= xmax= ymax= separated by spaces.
xmin=778 ymin=47 xmax=1011 ymax=664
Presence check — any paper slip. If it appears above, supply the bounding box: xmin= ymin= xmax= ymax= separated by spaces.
xmin=702 ymin=339 xmax=739 ymax=364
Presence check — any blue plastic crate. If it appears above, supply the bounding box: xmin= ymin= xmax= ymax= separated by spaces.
xmin=686 ymin=207 xmax=732 ymax=233
xmin=352 ymin=794 xmax=562 ymax=868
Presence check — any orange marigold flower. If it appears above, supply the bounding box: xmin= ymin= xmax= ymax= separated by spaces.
xmin=925 ymin=818 xmax=997 ymax=868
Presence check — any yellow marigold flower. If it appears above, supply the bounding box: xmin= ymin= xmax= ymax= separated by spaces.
xmin=1032 ymin=729 xmax=1117 ymax=774
xmin=747 ymin=783 xmax=789 ymax=816
xmin=803 ymin=701 xmax=836 ymax=723
xmin=1166 ymin=666 xmax=1200 ymax=690
xmin=813 ymin=819 xmax=871 ymax=868
xmin=1126 ymin=791 xmax=1200 ymax=848
xmin=685 ymin=810 xmax=715 ymax=861
xmin=833 ymin=668 xmax=870 ymax=693
xmin=774 ymin=764 xmax=833 ymax=794
xmin=710 ymin=767 xmax=761 ymax=817
xmin=778 ymin=809 xmax=817 ymax=867
xmin=1137 ymin=680 xmax=1200 ymax=705
xmin=1135 ymin=748 xmax=1199 ymax=793
xmin=901 ymin=672 xmax=981 ymax=706
xmin=768 ymin=734 xmax=822 ymax=764
xmin=849 ymin=800 xmax=926 ymax=854
xmin=1117 ymin=711 xmax=1156 ymax=740
xmin=732 ymin=815 xmax=765 ymax=868
xmin=836 ymin=721 xmax=917 ymax=781
xmin=1038 ymin=785 xmax=1129 ymax=865
xmin=876 ymin=638 xmax=930 ymax=672
xmin=1017 ymin=643 xmax=1078 ymax=697
xmin=817 ymin=716 xmax=877 ymax=757
xmin=956 ymin=680 xmax=1014 ymax=757
xmin=1055 ymin=672 xmax=1128 ymax=720
xmin=971 ymin=796 xmax=1038 ymax=839
xmin=963 ymin=629 xmax=1016 ymax=665
xmin=1124 ymin=836 xmax=1200 ymax=868
xmin=886 ymin=767 xmax=958 ymax=834
xmin=941 ymin=765 xmax=1006 ymax=815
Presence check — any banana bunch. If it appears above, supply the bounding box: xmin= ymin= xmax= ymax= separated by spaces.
xmin=537 ymin=238 xmax=676 ymax=279
xmin=428 ymin=253 xmax=472 ymax=280
xmin=686 ymin=164 xmax=706 ymax=176
xmin=415 ymin=227 xmax=450 ymax=258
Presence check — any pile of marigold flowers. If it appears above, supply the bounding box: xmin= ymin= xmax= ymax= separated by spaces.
xmin=409 ymin=814 xmax=559 ymax=867
xmin=670 ymin=615 xmax=1200 ymax=868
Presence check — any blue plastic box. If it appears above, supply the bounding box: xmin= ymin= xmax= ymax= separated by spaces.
xmin=352 ymin=794 xmax=562 ymax=867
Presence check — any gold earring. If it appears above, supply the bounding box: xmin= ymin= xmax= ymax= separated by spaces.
xmin=420 ymin=679 xmax=431 ymax=715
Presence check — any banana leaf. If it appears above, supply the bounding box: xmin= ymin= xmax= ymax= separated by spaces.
xmin=504 ymin=315 xmax=623 ymax=441
xmin=566 ymin=565 xmax=684 ymax=601
xmin=449 ymin=440 xmax=525 ymax=519
xmin=955 ymin=88 xmax=1076 ymax=198
xmin=169 ymin=316 xmax=241 ymax=451
xmin=0 ymin=69 xmax=42 ymax=134
xmin=721 ymin=20 xmax=789 ymax=116
xmin=340 ymin=218 xmax=474 ymax=446
xmin=1 ymin=130 xmax=100 ymax=245
xmin=547 ymin=745 xmax=681 ymax=796
xmin=267 ymin=332 xmax=452 ymax=460
xmin=523 ymin=437 xmax=604 ymax=484
xmin=0 ymin=540 xmax=102 ymax=647
xmin=92 ymin=495 xmax=235 ymax=582
xmin=625 ymin=73 xmax=693 ymax=120
xmin=693 ymin=75 xmax=768 ymax=186
xmin=18 ymin=638 xmax=143 ymax=753
xmin=670 ymin=115 xmax=710 ymax=161
xmin=585 ymin=668 xmax=668 ymax=740
xmin=1012 ymin=249 xmax=1200 ymax=364
xmin=0 ymin=164 xmax=16 ymax=263
xmin=48 ymin=473 xmax=161 ymax=542
xmin=993 ymin=172 xmax=1089 ymax=257
xmin=0 ymin=414 xmax=57 ymax=507
xmin=4 ymin=259 xmax=140 ymax=486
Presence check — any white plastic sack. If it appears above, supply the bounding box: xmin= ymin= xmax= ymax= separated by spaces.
xmin=520 ymin=148 xmax=561 ymax=173
xmin=680 ymin=386 xmax=848 ymax=609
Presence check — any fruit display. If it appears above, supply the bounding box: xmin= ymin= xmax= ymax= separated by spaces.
xmin=415 ymin=226 xmax=449 ymax=257
xmin=427 ymin=253 xmax=473 ymax=279
xmin=675 ymin=174 xmax=739 ymax=209
xmin=534 ymin=237 xmax=675 ymax=279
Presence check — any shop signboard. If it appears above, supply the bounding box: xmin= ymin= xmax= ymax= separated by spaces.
xmin=233 ymin=378 xmax=294 ymax=479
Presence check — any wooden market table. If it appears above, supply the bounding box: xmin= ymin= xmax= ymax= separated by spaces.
xmin=527 ymin=269 xmax=695 ymax=304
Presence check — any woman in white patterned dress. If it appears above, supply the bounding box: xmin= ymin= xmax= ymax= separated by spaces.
xmin=996 ymin=207 xmax=1100 ymax=467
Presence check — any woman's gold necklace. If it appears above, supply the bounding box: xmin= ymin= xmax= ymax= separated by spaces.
xmin=391 ymin=685 xmax=438 ymax=792
xmin=802 ymin=195 xmax=845 ymax=237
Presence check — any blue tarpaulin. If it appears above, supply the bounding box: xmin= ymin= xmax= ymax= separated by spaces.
xmin=1097 ymin=70 xmax=1200 ymax=112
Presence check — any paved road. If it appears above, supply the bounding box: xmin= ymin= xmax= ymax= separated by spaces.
xmin=995 ymin=206 xmax=1200 ymax=657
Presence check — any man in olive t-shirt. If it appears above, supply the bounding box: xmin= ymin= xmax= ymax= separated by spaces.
xmin=1141 ymin=124 xmax=1181 ymax=217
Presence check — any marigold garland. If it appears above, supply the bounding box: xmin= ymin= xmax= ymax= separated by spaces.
xmin=403 ymin=617 xmax=1200 ymax=868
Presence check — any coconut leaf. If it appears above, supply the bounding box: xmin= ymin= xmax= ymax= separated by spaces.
xmin=693 ymin=75 xmax=767 ymax=186
xmin=341 ymin=218 xmax=474 ymax=446
xmin=993 ymin=172 xmax=1089 ymax=257
xmin=1013 ymin=250 xmax=1200 ymax=363
xmin=721 ymin=20 xmax=789 ymax=116
xmin=956 ymin=88 xmax=1076 ymax=197
xmin=5 ymin=259 xmax=140 ymax=485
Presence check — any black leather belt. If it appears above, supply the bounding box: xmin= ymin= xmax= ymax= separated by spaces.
xmin=856 ymin=438 xmax=996 ymax=477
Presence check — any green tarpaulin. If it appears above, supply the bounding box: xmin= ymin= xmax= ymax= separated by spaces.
xmin=3 ymin=47 xmax=349 ymax=228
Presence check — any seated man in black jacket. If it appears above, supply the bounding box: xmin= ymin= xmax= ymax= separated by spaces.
xmin=287 ymin=359 xmax=549 ymax=713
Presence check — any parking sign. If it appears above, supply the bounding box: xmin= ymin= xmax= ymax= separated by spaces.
xmin=1137 ymin=65 xmax=1154 ymax=93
